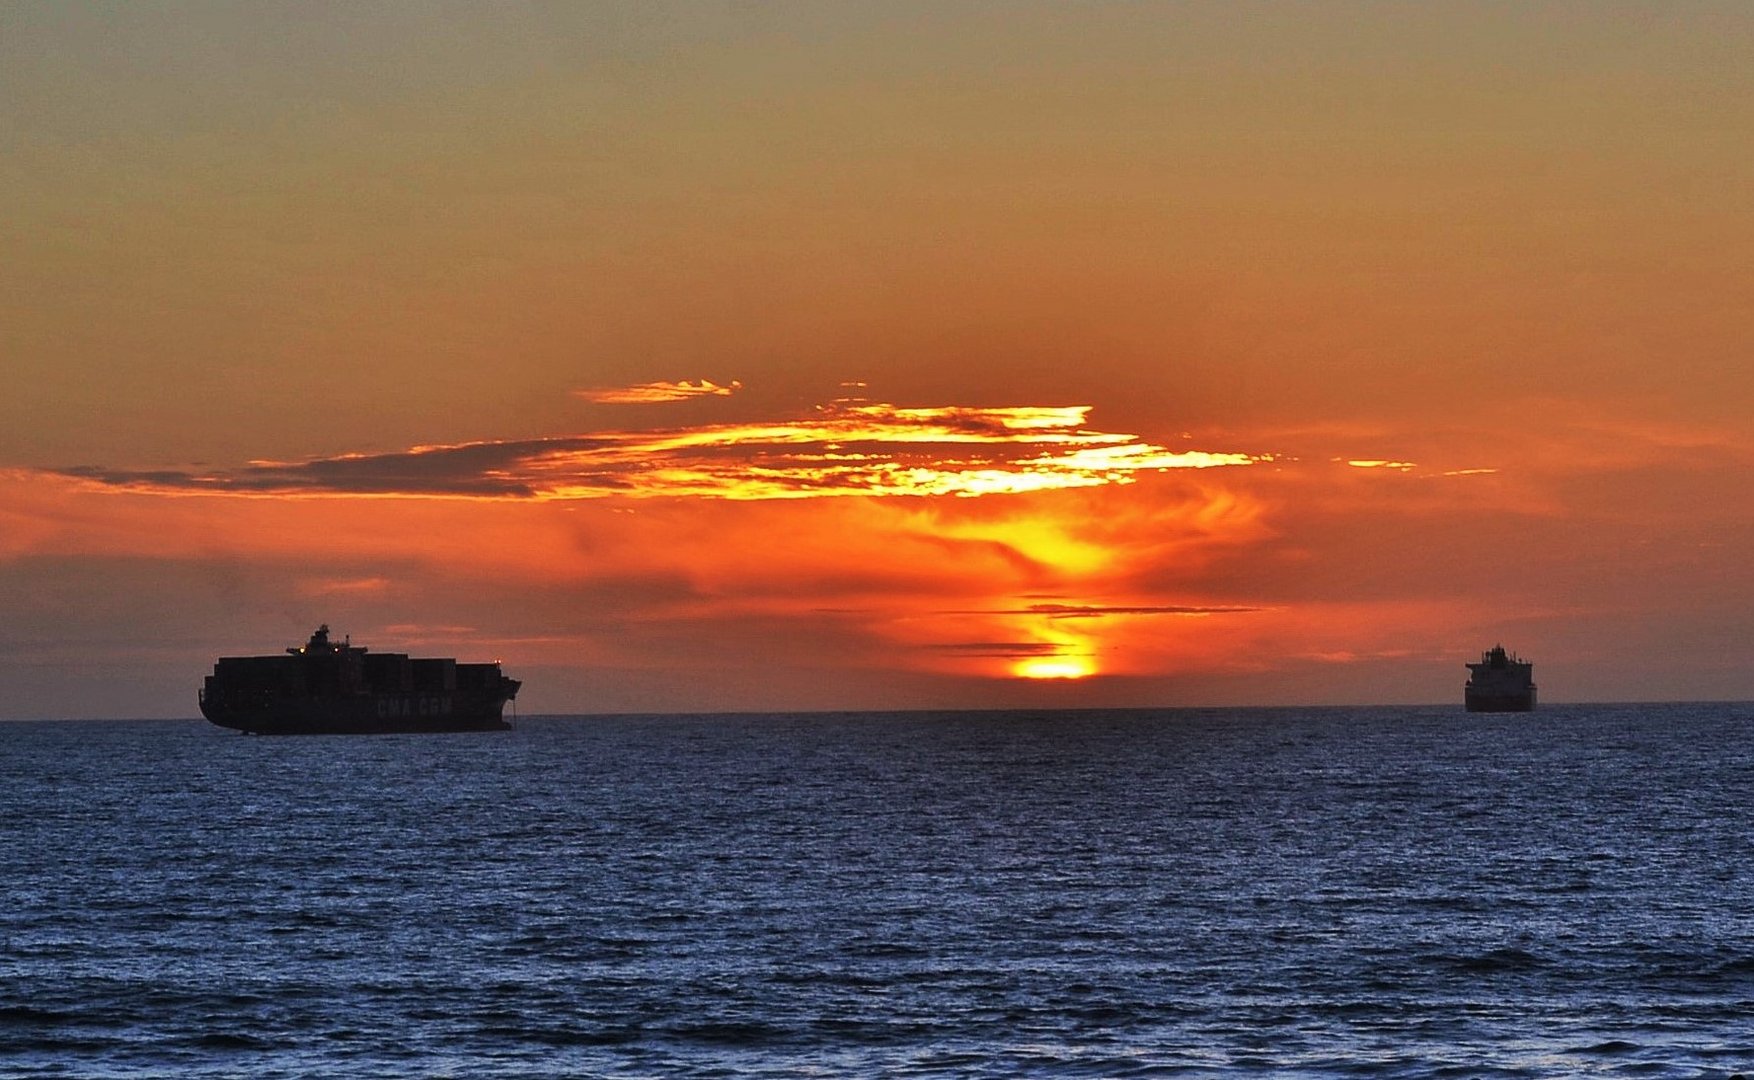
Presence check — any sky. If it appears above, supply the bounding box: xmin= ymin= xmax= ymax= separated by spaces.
xmin=4 ymin=2 xmax=1754 ymax=718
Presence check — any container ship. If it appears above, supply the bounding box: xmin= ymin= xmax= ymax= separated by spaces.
xmin=1464 ymin=644 xmax=1536 ymax=712
xmin=199 ymin=625 xmax=520 ymax=734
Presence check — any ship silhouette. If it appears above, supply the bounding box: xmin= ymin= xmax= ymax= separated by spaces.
xmin=1464 ymin=644 xmax=1536 ymax=712
xmin=199 ymin=625 xmax=520 ymax=734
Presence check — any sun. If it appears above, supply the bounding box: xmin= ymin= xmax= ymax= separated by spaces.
xmin=1013 ymin=656 xmax=1096 ymax=680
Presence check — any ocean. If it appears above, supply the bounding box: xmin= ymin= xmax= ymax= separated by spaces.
xmin=3 ymin=704 xmax=1753 ymax=1078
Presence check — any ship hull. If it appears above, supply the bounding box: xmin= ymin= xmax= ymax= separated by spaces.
xmin=1464 ymin=688 xmax=1537 ymax=713
xmin=200 ymin=691 xmax=514 ymax=735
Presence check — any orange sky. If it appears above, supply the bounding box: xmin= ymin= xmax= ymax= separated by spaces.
xmin=4 ymin=4 xmax=1754 ymax=717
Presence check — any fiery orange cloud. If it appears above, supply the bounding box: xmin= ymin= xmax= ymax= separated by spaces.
xmin=21 ymin=396 xmax=1743 ymax=706
xmin=2 ymin=467 xmax=1266 ymax=651
xmin=573 ymin=379 xmax=743 ymax=404
xmin=56 ymin=400 xmax=1260 ymax=502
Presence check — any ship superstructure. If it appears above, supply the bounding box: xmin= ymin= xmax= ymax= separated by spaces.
xmin=1464 ymin=644 xmax=1536 ymax=712
xmin=199 ymin=625 xmax=520 ymax=734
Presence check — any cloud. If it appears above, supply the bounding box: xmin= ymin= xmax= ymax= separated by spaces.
xmin=937 ymin=602 xmax=1259 ymax=619
xmin=574 ymin=379 xmax=742 ymax=404
xmin=924 ymin=641 xmax=1066 ymax=658
xmin=299 ymin=576 xmax=392 ymax=597
xmin=15 ymin=394 xmax=1754 ymax=711
xmin=1015 ymin=602 xmax=1260 ymax=618
xmin=56 ymin=400 xmax=1259 ymax=502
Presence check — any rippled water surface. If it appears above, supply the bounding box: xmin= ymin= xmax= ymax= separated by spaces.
xmin=5 ymin=705 xmax=1754 ymax=1077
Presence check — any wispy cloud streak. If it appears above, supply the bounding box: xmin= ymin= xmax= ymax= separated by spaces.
xmin=59 ymin=401 xmax=1259 ymax=502
xmin=1011 ymin=603 xmax=1259 ymax=618
xmin=575 ymin=379 xmax=742 ymax=404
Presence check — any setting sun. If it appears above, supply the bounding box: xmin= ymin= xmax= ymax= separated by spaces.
xmin=1013 ymin=657 xmax=1096 ymax=680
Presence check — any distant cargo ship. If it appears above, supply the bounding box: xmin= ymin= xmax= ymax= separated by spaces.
xmin=199 ymin=625 xmax=520 ymax=734
xmin=1464 ymin=644 xmax=1536 ymax=712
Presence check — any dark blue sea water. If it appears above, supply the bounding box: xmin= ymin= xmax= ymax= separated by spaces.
xmin=4 ymin=705 xmax=1754 ymax=1078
